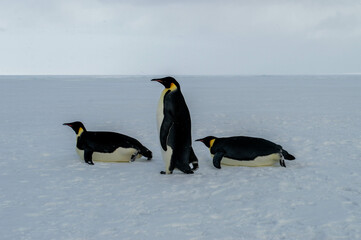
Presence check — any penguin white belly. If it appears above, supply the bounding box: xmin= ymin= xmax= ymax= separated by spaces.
xmin=156 ymin=89 xmax=173 ymax=173
xmin=76 ymin=147 xmax=140 ymax=163
xmin=156 ymin=89 xmax=167 ymax=133
xmin=212 ymin=153 xmax=280 ymax=167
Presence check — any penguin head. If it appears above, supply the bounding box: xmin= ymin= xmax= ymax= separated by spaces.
xmin=196 ymin=136 xmax=217 ymax=148
xmin=151 ymin=76 xmax=180 ymax=90
xmin=63 ymin=121 xmax=86 ymax=136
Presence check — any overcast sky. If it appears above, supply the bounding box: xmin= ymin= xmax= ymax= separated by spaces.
xmin=1 ymin=0 xmax=361 ymax=75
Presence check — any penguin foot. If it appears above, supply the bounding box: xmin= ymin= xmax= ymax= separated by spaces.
xmin=130 ymin=151 xmax=140 ymax=162
xmin=86 ymin=161 xmax=94 ymax=165
xmin=280 ymin=156 xmax=286 ymax=168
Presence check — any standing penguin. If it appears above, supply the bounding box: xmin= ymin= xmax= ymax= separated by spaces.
xmin=152 ymin=76 xmax=199 ymax=174
xmin=196 ymin=136 xmax=295 ymax=168
xmin=63 ymin=121 xmax=152 ymax=165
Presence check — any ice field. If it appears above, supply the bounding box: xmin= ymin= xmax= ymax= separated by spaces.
xmin=0 ymin=75 xmax=360 ymax=240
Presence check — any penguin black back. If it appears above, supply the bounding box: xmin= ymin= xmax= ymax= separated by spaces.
xmin=212 ymin=136 xmax=283 ymax=160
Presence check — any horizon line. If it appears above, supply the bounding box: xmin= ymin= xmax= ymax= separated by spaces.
xmin=1 ymin=73 xmax=361 ymax=77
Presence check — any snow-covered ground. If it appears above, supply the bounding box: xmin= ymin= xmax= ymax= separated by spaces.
xmin=1 ymin=75 xmax=360 ymax=240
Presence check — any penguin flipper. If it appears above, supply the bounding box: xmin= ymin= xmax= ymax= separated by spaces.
xmin=84 ymin=149 xmax=94 ymax=165
xmin=213 ymin=152 xmax=225 ymax=169
xmin=160 ymin=115 xmax=173 ymax=151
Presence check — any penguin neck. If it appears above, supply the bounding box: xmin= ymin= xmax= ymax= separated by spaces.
xmin=161 ymin=83 xmax=178 ymax=97
xmin=209 ymin=139 xmax=216 ymax=149
xmin=77 ymin=127 xmax=85 ymax=137
xmin=168 ymin=83 xmax=178 ymax=91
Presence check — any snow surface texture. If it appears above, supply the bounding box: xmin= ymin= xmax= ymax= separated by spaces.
xmin=0 ymin=75 xmax=360 ymax=240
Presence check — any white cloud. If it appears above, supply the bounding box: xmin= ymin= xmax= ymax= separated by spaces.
xmin=2 ymin=0 xmax=360 ymax=38
xmin=0 ymin=0 xmax=361 ymax=74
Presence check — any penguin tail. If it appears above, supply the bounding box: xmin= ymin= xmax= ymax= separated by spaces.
xmin=176 ymin=162 xmax=194 ymax=174
xmin=191 ymin=161 xmax=199 ymax=171
xmin=139 ymin=146 xmax=152 ymax=160
xmin=189 ymin=147 xmax=199 ymax=171
xmin=282 ymin=149 xmax=295 ymax=160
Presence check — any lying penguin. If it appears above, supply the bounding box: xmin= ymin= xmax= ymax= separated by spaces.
xmin=63 ymin=121 xmax=152 ymax=165
xmin=196 ymin=136 xmax=295 ymax=168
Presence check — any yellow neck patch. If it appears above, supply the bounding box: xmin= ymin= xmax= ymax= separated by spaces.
xmin=77 ymin=127 xmax=84 ymax=137
xmin=169 ymin=83 xmax=177 ymax=91
xmin=209 ymin=139 xmax=216 ymax=148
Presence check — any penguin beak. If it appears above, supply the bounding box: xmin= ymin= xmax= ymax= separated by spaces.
xmin=195 ymin=138 xmax=204 ymax=142
xmin=151 ymin=78 xmax=162 ymax=83
xmin=63 ymin=123 xmax=71 ymax=127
